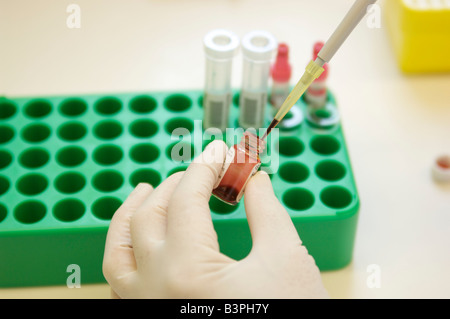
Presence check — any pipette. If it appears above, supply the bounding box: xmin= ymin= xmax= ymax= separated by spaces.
xmin=262 ymin=0 xmax=378 ymax=139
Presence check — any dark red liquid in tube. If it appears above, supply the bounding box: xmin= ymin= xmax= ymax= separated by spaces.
xmin=212 ymin=132 xmax=266 ymax=205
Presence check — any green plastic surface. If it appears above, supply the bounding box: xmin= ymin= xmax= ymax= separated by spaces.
xmin=0 ymin=90 xmax=359 ymax=287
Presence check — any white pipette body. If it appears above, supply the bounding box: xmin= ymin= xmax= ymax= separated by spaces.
xmin=316 ymin=0 xmax=378 ymax=66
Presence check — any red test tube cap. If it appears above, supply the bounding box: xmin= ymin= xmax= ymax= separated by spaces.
xmin=271 ymin=43 xmax=291 ymax=82
xmin=312 ymin=41 xmax=328 ymax=81
xmin=313 ymin=41 xmax=325 ymax=60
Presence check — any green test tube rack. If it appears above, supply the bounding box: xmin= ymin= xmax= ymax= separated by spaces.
xmin=0 ymin=90 xmax=359 ymax=287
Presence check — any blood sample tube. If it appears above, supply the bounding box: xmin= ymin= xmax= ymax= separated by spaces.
xmin=305 ymin=41 xmax=329 ymax=108
xmin=269 ymin=43 xmax=303 ymax=130
xmin=270 ymin=43 xmax=292 ymax=110
xmin=239 ymin=31 xmax=277 ymax=129
xmin=203 ymin=29 xmax=240 ymax=131
xmin=213 ymin=132 xmax=266 ymax=205
xmin=304 ymin=41 xmax=340 ymax=128
xmin=432 ymin=155 xmax=450 ymax=183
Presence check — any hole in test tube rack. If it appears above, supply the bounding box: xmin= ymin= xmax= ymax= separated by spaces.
xmin=24 ymin=100 xmax=52 ymax=119
xmin=94 ymin=97 xmax=122 ymax=115
xmin=0 ymin=150 xmax=13 ymax=170
xmin=0 ymin=125 xmax=15 ymax=144
xmin=54 ymin=172 xmax=86 ymax=194
xmin=53 ymin=199 xmax=85 ymax=222
xmin=0 ymin=175 xmax=10 ymax=196
xmin=282 ymin=188 xmax=315 ymax=211
xmin=92 ymin=170 xmax=124 ymax=193
xmin=0 ymin=203 xmax=7 ymax=223
xmin=19 ymin=148 xmax=50 ymax=169
xmin=59 ymin=98 xmax=87 ymax=117
xmin=277 ymin=137 xmax=304 ymax=157
xmin=16 ymin=173 xmax=48 ymax=196
xmin=0 ymin=100 xmax=17 ymax=119
xmin=14 ymin=200 xmax=47 ymax=224
xmin=164 ymin=118 xmax=194 ymax=135
xmin=130 ymin=119 xmax=159 ymax=138
xmin=21 ymin=123 xmax=50 ymax=143
xmin=320 ymin=186 xmax=352 ymax=209
xmin=164 ymin=94 xmax=192 ymax=112
xmin=129 ymin=95 xmax=157 ymax=114
xmin=93 ymin=145 xmax=123 ymax=166
xmin=130 ymin=143 xmax=160 ymax=164
xmin=93 ymin=120 xmax=123 ymax=140
xmin=57 ymin=122 xmax=87 ymax=142
xmin=315 ymin=160 xmax=346 ymax=182
xmin=91 ymin=197 xmax=122 ymax=220
xmin=56 ymin=146 xmax=87 ymax=167
xmin=310 ymin=136 xmax=340 ymax=156
xmin=130 ymin=168 xmax=162 ymax=188
xmin=279 ymin=162 xmax=309 ymax=183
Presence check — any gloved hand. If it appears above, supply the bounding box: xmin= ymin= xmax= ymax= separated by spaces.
xmin=103 ymin=140 xmax=328 ymax=298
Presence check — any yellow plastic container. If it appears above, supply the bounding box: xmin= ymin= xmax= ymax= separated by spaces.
xmin=385 ymin=0 xmax=450 ymax=73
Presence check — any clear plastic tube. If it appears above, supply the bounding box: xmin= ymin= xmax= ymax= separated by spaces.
xmin=203 ymin=29 xmax=239 ymax=131
xmin=270 ymin=43 xmax=292 ymax=110
xmin=239 ymin=31 xmax=277 ymax=129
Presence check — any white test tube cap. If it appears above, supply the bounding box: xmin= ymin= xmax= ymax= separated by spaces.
xmin=204 ymin=29 xmax=240 ymax=60
xmin=241 ymin=30 xmax=277 ymax=61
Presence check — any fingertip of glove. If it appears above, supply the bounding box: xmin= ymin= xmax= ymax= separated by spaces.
xmin=245 ymin=170 xmax=275 ymax=199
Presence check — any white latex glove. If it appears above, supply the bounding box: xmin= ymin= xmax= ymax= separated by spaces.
xmin=103 ymin=140 xmax=328 ymax=299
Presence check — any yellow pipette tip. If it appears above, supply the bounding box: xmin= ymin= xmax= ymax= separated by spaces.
xmin=262 ymin=60 xmax=324 ymax=140
xmin=274 ymin=60 xmax=324 ymax=122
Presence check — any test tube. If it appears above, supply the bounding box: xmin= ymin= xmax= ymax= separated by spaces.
xmin=203 ymin=29 xmax=240 ymax=131
xmin=270 ymin=43 xmax=292 ymax=110
xmin=239 ymin=30 xmax=277 ymax=129
xmin=305 ymin=42 xmax=329 ymax=109
xmin=213 ymin=132 xmax=266 ymax=205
